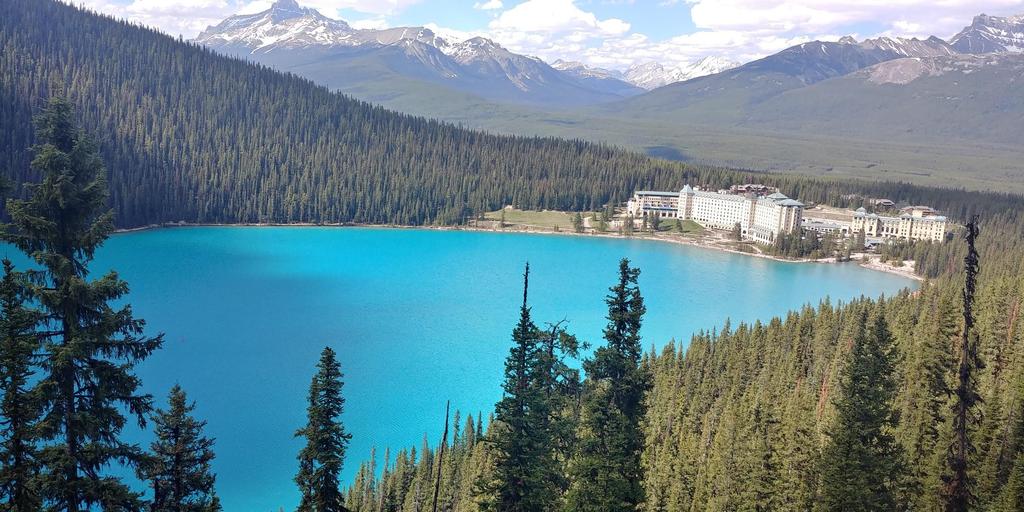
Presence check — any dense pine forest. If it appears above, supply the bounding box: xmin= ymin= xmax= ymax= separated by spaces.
xmin=1 ymin=0 xmax=1022 ymax=230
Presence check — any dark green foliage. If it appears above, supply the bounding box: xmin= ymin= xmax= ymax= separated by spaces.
xmin=819 ymin=308 xmax=906 ymax=511
xmin=942 ymin=218 xmax=983 ymax=511
xmin=345 ymin=413 xmax=493 ymax=512
xmin=143 ymin=385 xmax=219 ymax=512
xmin=0 ymin=260 xmax=44 ymax=511
xmin=565 ymin=259 xmax=649 ymax=511
xmin=485 ymin=265 xmax=545 ymax=510
xmin=571 ymin=212 xmax=584 ymax=233
xmin=296 ymin=347 xmax=352 ymax=512
xmin=480 ymin=264 xmax=581 ymax=511
xmin=2 ymin=96 xmax=163 ymax=511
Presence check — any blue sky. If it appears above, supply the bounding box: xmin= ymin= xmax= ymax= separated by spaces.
xmin=76 ymin=0 xmax=1024 ymax=69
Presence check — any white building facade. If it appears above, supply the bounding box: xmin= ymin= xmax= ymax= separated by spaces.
xmin=851 ymin=206 xmax=948 ymax=242
xmin=627 ymin=185 xmax=804 ymax=244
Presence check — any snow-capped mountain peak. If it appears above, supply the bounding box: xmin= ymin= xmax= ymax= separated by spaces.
xmin=852 ymin=35 xmax=958 ymax=57
xmin=686 ymin=56 xmax=740 ymax=79
xmin=551 ymin=60 xmax=624 ymax=80
xmin=623 ymin=57 xmax=739 ymax=90
xmin=950 ymin=13 xmax=1024 ymax=53
xmin=196 ymin=0 xmax=354 ymax=50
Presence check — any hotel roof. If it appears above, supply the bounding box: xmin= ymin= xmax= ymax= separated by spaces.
xmin=635 ymin=190 xmax=680 ymax=197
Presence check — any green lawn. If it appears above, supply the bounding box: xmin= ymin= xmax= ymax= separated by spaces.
xmin=656 ymin=219 xmax=705 ymax=234
xmin=484 ymin=209 xmax=577 ymax=230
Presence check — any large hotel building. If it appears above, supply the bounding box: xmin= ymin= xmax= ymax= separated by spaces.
xmin=626 ymin=185 xmax=804 ymax=244
xmin=851 ymin=206 xmax=948 ymax=242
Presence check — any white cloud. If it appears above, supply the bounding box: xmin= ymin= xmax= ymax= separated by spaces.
xmin=350 ymin=16 xmax=390 ymax=29
xmin=687 ymin=0 xmax=1024 ymax=39
xmin=73 ymin=0 xmax=237 ymax=36
xmin=476 ymin=0 xmax=630 ymax=60
xmin=490 ymin=0 xmax=629 ymax=35
xmin=313 ymin=0 xmax=423 ymax=16
xmin=473 ymin=0 xmax=502 ymax=10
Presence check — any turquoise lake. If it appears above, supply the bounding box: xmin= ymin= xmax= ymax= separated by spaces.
xmin=1 ymin=227 xmax=917 ymax=510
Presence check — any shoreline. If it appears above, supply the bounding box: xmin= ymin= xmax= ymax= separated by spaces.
xmin=113 ymin=222 xmax=924 ymax=282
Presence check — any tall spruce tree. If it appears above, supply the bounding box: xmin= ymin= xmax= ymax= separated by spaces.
xmin=942 ymin=218 xmax=983 ymax=512
xmin=819 ymin=307 xmax=905 ymax=511
xmin=566 ymin=258 xmax=649 ymax=512
xmin=143 ymin=385 xmax=220 ymax=512
xmin=484 ymin=263 xmax=581 ymax=511
xmin=295 ymin=347 xmax=352 ymax=512
xmin=484 ymin=263 xmax=549 ymax=511
xmin=0 ymin=259 xmax=44 ymax=510
xmin=2 ymin=96 xmax=163 ymax=511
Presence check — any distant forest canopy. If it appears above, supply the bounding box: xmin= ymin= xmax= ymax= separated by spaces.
xmin=1 ymin=0 xmax=1023 ymax=230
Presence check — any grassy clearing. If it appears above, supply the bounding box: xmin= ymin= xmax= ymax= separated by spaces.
xmin=656 ymin=219 xmax=705 ymax=235
xmin=484 ymin=209 xmax=576 ymax=230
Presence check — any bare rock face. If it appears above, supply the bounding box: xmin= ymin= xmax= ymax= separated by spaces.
xmin=950 ymin=13 xmax=1024 ymax=54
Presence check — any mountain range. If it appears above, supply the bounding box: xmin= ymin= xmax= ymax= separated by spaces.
xmin=191 ymin=4 xmax=1024 ymax=191
xmin=195 ymin=0 xmax=651 ymax=107
xmin=196 ymin=2 xmax=1024 ymax=118
xmin=194 ymin=0 xmax=746 ymax=107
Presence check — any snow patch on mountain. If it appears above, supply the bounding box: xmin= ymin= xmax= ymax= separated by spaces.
xmin=950 ymin=13 xmax=1024 ymax=54
xmin=623 ymin=57 xmax=739 ymax=90
xmin=551 ymin=60 xmax=624 ymax=80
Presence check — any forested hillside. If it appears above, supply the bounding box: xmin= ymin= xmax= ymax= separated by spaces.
xmin=343 ymin=207 xmax=1024 ymax=510
xmin=0 ymin=0 xmax=703 ymax=227
xmin=1 ymin=0 xmax=1019 ymax=229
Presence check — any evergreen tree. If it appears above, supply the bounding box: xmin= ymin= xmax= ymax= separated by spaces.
xmin=819 ymin=308 xmax=905 ymax=511
xmin=0 ymin=259 xmax=44 ymax=511
xmin=295 ymin=347 xmax=352 ymax=512
xmin=143 ymin=385 xmax=219 ymax=512
xmin=566 ymin=259 xmax=649 ymax=511
xmin=484 ymin=263 xmax=552 ymax=511
xmin=942 ymin=218 xmax=984 ymax=512
xmin=2 ymin=96 xmax=163 ymax=511
xmin=740 ymin=400 xmax=782 ymax=512
xmin=571 ymin=213 xmax=584 ymax=234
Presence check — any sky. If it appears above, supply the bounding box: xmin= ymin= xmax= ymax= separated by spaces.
xmin=71 ymin=0 xmax=1024 ymax=69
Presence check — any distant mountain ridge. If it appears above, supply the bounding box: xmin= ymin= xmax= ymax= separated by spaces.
xmin=194 ymin=3 xmax=1024 ymax=183
xmin=196 ymin=0 xmax=643 ymax=107
xmin=950 ymin=13 xmax=1024 ymax=53
xmin=623 ymin=57 xmax=740 ymax=89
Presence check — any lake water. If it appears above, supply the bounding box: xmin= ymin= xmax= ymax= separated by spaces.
xmin=1 ymin=227 xmax=916 ymax=510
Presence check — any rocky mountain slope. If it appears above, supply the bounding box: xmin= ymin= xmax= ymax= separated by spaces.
xmin=601 ymin=35 xmax=958 ymax=123
xmin=195 ymin=0 xmax=642 ymax=107
xmin=742 ymin=53 xmax=1024 ymax=145
xmin=950 ymin=13 xmax=1024 ymax=53
xmin=623 ymin=57 xmax=739 ymax=89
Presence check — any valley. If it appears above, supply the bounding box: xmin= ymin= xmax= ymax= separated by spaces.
xmin=190 ymin=2 xmax=1024 ymax=192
